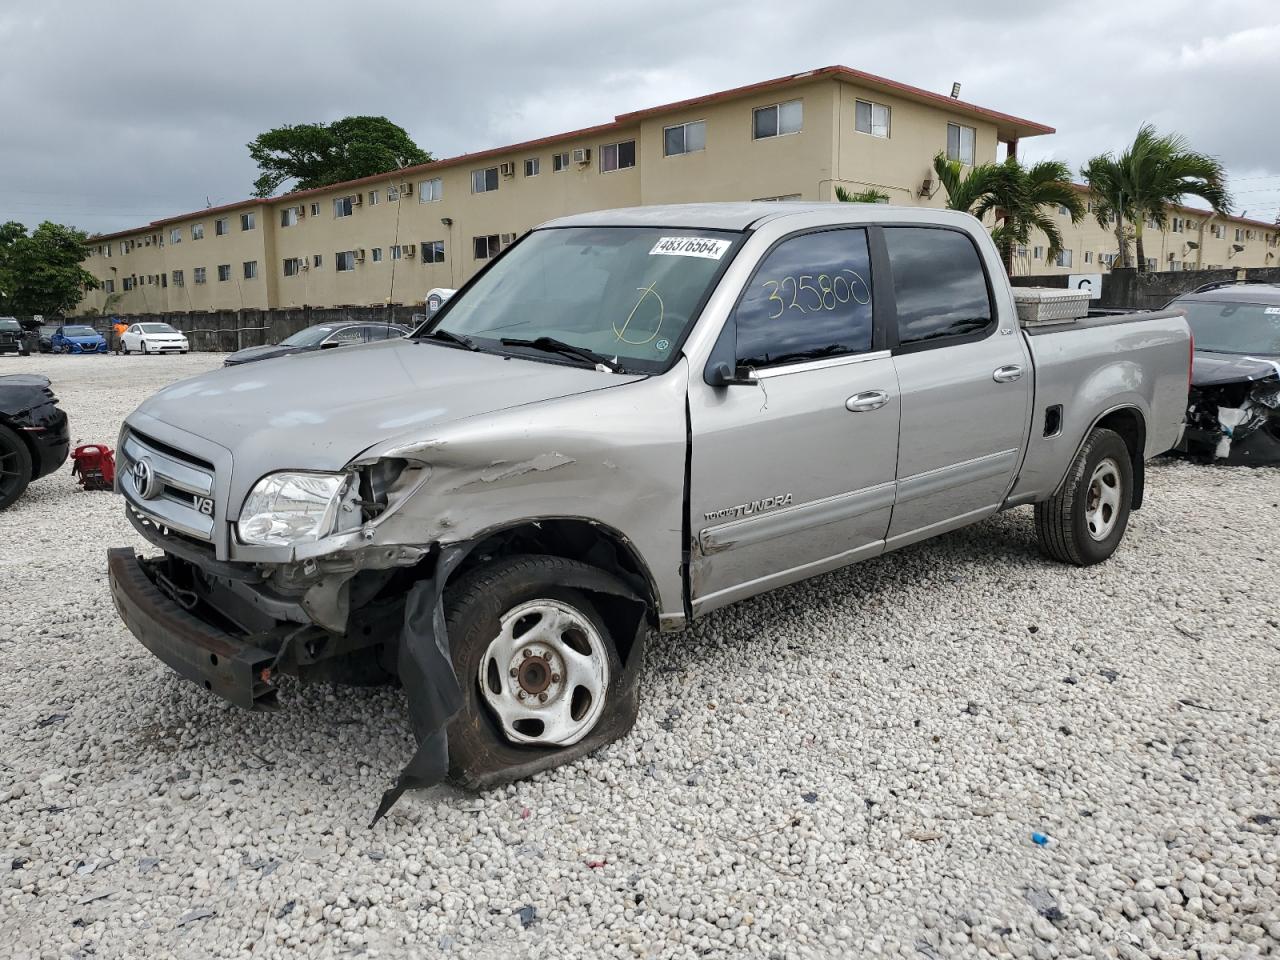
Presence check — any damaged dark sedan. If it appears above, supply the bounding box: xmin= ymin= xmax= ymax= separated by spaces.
xmin=1170 ymin=283 xmax=1280 ymax=464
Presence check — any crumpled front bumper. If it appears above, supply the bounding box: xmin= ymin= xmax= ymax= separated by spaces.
xmin=107 ymin=547 xmax=279 ymax=709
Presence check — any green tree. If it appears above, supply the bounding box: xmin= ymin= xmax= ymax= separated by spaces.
xmin=0 ymin=221 xmax=99 ymax=316
xmin=247 ymin=116 xmax=432 ymax=197
xmin=1083 ymin=125 xmax=1231 ymax=273
xmin=834 ymin=186 xmax=890 ymax=203
xmin=932 ymin=153 xmax=1083 ymax=272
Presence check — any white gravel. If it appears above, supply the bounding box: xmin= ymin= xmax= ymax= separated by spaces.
xmin=1 ymin=352 xmax=1277 ymax=960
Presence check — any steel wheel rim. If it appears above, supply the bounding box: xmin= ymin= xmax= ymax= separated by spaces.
xmin=477 ymin=599 xmax=609 ymax=747
xmin=1085 ymin=457 xmax=1122 ymax=541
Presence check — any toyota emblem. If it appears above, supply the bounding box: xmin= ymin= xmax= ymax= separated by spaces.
xmin=132 ymin=457 xmax=158 ymax=500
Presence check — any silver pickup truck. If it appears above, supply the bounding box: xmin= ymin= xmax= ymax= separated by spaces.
xmin=108 ymin=203 xmax=1190 ymax=814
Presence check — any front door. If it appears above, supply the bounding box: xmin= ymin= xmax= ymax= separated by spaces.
xmin=688 ymin=227 xmax=900 ymax=614
xmin=881 ymin=226 xmax=1033 ymax=546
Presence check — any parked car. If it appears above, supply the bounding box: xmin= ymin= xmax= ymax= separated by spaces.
xmin=36 ymin=325 xmax=58 ymax=354
xmin=107 ymin=203 xmax=1190 ymax=812
xmin=0 ymin=318 xmax=25 ymax=356
xmin=50 ymin=324 xmax=108 ymax=354
xmin=0 ymin=374 xmax=71 ymax=509
xmin=222 ymin=321 xmax=409 ymax=366
xmin=121 ymin=322 xmax=190 ymax=355
xmin=1167 ymin=282 xmax=1280 ymax=464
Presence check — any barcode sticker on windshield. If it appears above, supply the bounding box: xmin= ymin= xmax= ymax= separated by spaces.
xmin=650 ymin=237 xmax=732 ymax=260
xmin=1265 ymin=307 xmax=1280 ymax=315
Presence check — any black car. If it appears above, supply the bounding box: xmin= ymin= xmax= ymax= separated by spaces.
xmin=1169 ymin=282 xmax=1280 ymax=464
xmin=0 ymin=317 xmax=26 ymax=356
xmin=0 ymin=374 xmax=71 ymax=509
xmin=223 ymin=321 xmax=409 ymax=366
xmin=36 ymin=325 xmax=59 ymax=354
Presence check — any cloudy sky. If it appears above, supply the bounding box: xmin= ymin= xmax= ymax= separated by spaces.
xmin=1 ymin=0 xmax=1276 ymax=234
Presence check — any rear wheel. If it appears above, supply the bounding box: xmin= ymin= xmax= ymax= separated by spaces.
xmin=443 ymin=555 xmax=630 ymax=788
xmin=0 ymin=424 xmax=33 ymax=511
xmin=1035 ymin=427 xmax=1133 ymax=566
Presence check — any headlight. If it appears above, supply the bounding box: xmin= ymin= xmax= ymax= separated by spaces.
xmin=238 ymin=472 xmax=354 ymax=546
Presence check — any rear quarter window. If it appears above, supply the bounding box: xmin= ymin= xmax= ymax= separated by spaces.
xmin=884 ymin=227 xmax=993 ymax=348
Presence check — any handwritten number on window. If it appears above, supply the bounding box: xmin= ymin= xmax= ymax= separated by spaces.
xmin=760 ymin=269 xmax=869 ymax=318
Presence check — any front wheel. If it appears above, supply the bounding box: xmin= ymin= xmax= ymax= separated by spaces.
xmin=141 ymin=342 xmax=149 ymax=355
xmin=443 ymin=555 xmax=634 ymax=789
xmin=1035 ymin=427 xmax=1133 ymax=566
xmin=0 ymin=424 xmax=33 ymax=511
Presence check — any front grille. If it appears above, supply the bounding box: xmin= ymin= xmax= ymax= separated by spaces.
xmin=119 ymin=429 xmax=217 ymax=541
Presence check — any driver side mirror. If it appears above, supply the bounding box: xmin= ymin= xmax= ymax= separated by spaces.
xmin=705 ymin=360 xmax=755 ymax=387
xmin=319 ymin=340 xmax=342 ymax=349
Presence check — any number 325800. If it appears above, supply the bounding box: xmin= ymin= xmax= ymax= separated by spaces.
xmin=762 ymin=271 xmax=870 ymax=319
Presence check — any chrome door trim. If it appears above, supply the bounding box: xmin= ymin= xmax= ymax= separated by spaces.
xmin=699 ymin=480 xmax=896 ymax=555
xmin=750 ymin=350 xmax=892 ymax=380
xmin=895 ymin=448 xmax=1019 ymax=505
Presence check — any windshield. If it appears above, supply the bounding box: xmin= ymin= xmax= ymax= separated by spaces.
xmin=62 ymin=326 xmax=98 ymax=337
xmin=1178 ymin=300 xmax=1280 ymax=355
xmin=279 ymin=326 xmax=337 ymax=347
xmin=425 ymin=226 xmax=739 ymax=372
xmin=140 ymin=323 xmax=177 ymax=334
xmin=0 ymin=320 xmax=19 ymax=331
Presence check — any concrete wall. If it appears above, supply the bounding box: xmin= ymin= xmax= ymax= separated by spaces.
xmin=1010 ymin=266 xmax=1280 ymax=310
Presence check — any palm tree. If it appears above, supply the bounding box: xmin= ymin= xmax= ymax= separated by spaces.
xmin=1083 ymin=125 xmax=1232 ymax=273
xmin=932 ymin=153 xmax=1083 ymax=273
xmin=1080 ymin=153 xmax=1134 ymax=268
xmin=834 ymin=186 xmax=890 ymax=204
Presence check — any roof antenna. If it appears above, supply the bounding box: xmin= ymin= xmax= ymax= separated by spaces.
xmin=950 ymin=82 xmax=961 ymax=99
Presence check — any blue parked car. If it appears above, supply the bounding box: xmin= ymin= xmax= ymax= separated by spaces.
xmin=51 ymin=324 xmax=108 ymax=354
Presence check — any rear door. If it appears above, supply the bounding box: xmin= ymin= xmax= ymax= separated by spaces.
xmin=688 ymin=227 xmax=900 ymax=613
xmin=883 ymin=226 xmax=1032 ymax=547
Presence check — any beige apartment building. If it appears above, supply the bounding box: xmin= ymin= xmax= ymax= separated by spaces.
xmin=76 ymin=64 xmax=1275 ymax=316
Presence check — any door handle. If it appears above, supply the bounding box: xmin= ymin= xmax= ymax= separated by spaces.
xmin=845 ymin=390 xmax=889 ymax=412
xmin=992 ymin=365 xmax=1023 ymax=383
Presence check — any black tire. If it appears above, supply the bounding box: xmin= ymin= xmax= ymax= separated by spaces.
xmin=141 ymin=342 xmax=149 ymax=355
xmin=0 ymin=423 xmax=33 ymax=511
xmin=1035 ymin=427 xmax=1133 ymax=566
xmin=443 ymin=554 xmax=631 ymax=789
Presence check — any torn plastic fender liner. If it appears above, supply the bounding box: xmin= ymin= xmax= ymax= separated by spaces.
xmin=372 ymin=544 xmax=469 ymax=824
xmin=372 ymin=545 xmax=649 ymax=822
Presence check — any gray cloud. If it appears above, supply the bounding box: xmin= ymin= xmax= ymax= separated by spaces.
xmin=1 ymin=0 xmax=1275 ymax=234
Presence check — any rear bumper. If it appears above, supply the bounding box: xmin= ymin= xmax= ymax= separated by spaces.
xmin=107 ymin=547 xmax=279 ymax=710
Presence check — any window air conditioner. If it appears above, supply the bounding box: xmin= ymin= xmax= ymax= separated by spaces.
xmin=403 ymin=243 xmax=416 ymax=257
xmin=401 ymin=183 xmax=412 ymax=195
xmin=353 ymin=195 xmax=363 ymax=206
xmin=297 ymin=206 xmax=306 ymax=219
xmin=571 ymin=147 xmax=590 ymax=165
xmin=356 ymin=248 xmax=366 ymax=262
xmin=499 ymin=162 xmax=515 ymax=177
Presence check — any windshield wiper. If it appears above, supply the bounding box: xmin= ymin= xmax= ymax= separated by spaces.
xmin=500 ymin=336 xmax=623 ymax=372
xmin=419 ymin=328 xmax=479 ymax=351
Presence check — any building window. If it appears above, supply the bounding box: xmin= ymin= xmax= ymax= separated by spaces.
xmin=369 ymin=189 xmax=381 ymax=206
xmin=193 ymin=267 xmax=206 ymax=284
xmin=422 ymin=240 xmax=445 ymax=263
xmin=552 ymin=152 xmax=570 ymax=172
xmin=215 ymin=218 xmax=229 ymax=236
xmin=170 ymin=228 xmax=182 ymax=244
xmin=855 ymin=99 xmax=891 ymax=139
xmin=103 ymin=279 xmax=115 ymax=293
xmin=281 ymin=207 xmax=299 ymax=227
xmin=336 ymin=251 xmax=356 ymax=271
xmin=1055 ymin=249 xmax=1073 ymax=268
xmin=1211 ymin=224 xmax=1223 ymax=238
xmin=121 ymin=277 xmax=133 ymax=291
xmin=1016 ymin=244 xmax=1028 ymax=257
xmin=1235 ymin=228 xmax=1244 ymax=241
xmin=391 ymin=245 xmax=403 ymax=261
xmin=473 ymin=234 xmax=500 ymax=260
xmin=600 ymin=139 xmax=636 ymax=172
xmin=1084 ymin=251 xmax=1093 ymax=264
xmin=946 ymin=122 xmax=976 ymax=165
xmin=418 ymin=177 xmax=443 ymax=202
xmin=472 ymin=167 xmax=499 ymax=193
xmin=754 ymin=99 xmax=803 ymax=140
xmin=1033 ymin=245 xmax=1044 ymax=260
xmin=1172 ymin=217 xmax=1183 ymax=233
xmin=241 ymin=212 xmax=256 ymax=231
xmin=334 ymin=196 xmax=354 ymax=218
xmin=172 ymin=270 xmax=184 ymax=287
xmin=524 ymin=158 xmax=540 ymax=177
xmin=243 ymin=261 xmax=258 ymax=280
xmin=313 ymin=254 xmax=322 ymax=268
xmin=191 ymin=223 xmax=204 ymax=240
xmin=283 ymin=257 xmax=302 ymax=276
xmin=371 ymin=248 xmax=383 ymax=263
xmin=663 ymin=120 xmax=706 ymax=157
xmin=217 ymin=264 xmax=231 ymax=282
xmin=310 ymin=202 xmax=320 ymax=217
xmin=1059 ymin=205 xmax=1071 ymax=216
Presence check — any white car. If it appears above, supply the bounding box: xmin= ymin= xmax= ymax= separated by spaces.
xmin=121 ymin=322 xmax=189 ymax=355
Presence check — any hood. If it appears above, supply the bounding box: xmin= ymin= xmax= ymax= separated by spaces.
xmin=68 ymin=335 xmax=105 ymax=343
xmin=1192 ymin=351 xmax=1280 ymax=388
xmin=136 ymin=337 xmax=643 ymax=472
xmin=0 ymin=374 xmax=54 ymax=416
xmin=223 ymin=343 xmax=306 ymax=365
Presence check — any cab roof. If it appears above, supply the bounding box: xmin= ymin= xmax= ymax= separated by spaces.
xmin=541 ymin=201 xmax=976 ymax=232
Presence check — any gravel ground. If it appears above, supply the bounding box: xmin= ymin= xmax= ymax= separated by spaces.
xmin=1 ymin=353 xmax=1278 ymax=960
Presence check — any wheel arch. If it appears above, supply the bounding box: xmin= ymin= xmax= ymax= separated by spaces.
xmin=0 ymin=414 xmax=38 ymax=481
xmin=1068 ymin=405 xmax=1147 ymax=510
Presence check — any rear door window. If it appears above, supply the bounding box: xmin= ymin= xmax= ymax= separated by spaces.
xmin=734 ymin=229 xmax=874 ymax=368
xmin=884 ymin=227 xmax=993 ymax=347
